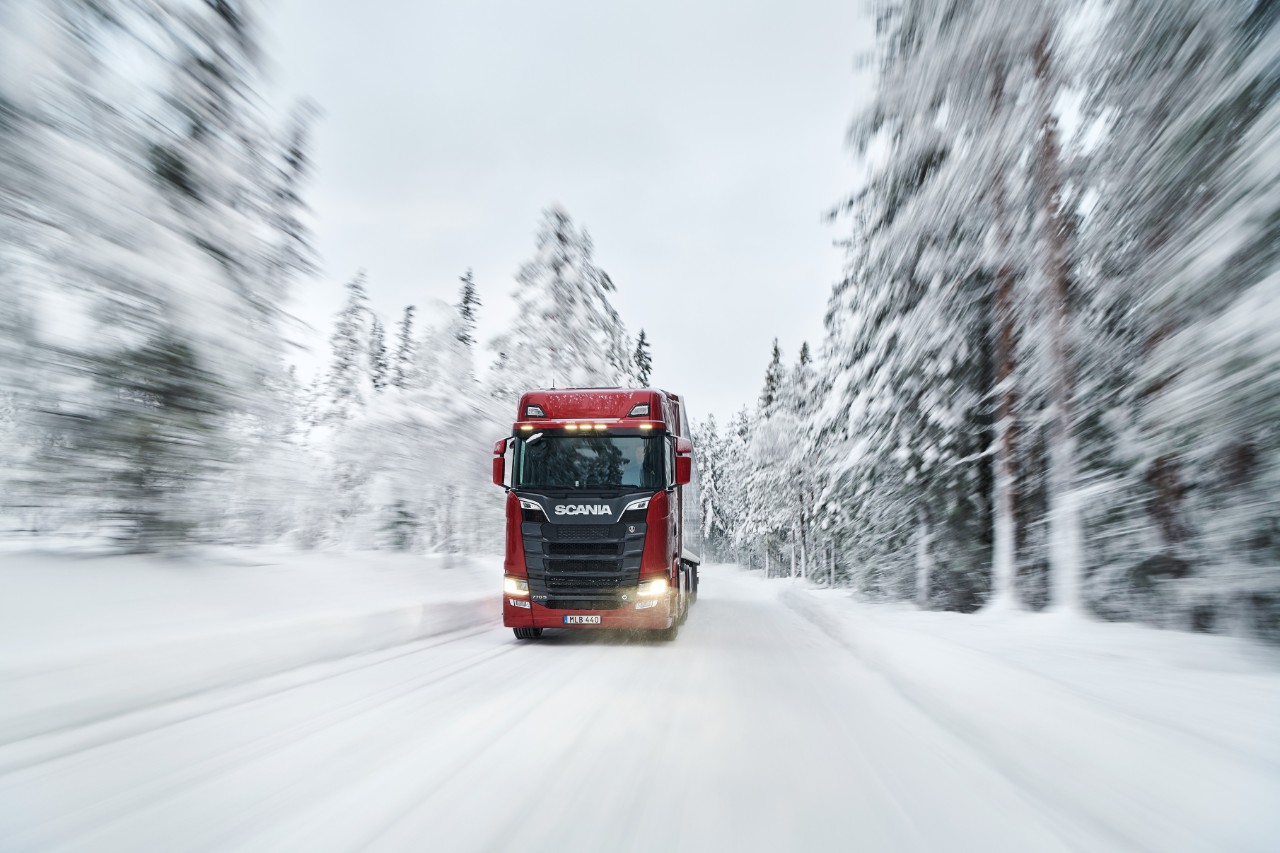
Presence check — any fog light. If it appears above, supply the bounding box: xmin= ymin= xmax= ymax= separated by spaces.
xmin=504 ymin=576 xmax=529 ymax=596
xmin=509 ymin=598 xmax=531 ymax=609
xmin=635 ymin=599 xmax=657 ymax=610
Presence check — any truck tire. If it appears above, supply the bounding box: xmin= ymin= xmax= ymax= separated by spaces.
xmin=513 ymin=627 xmax=543 ymax=640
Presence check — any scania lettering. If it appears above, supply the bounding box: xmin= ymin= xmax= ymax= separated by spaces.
xmin=491 ymin=387 xmax=702 ymax=641
xmin=554 ymin=505 xmax=613 ymax=516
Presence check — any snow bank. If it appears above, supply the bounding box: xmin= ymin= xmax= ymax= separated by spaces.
xmin=0 ymin=548 xmax=497 ymax=749
xmin=781 ymin=585 xmax=1280 ymax=852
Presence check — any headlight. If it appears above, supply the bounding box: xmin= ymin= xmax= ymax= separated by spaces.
xmin=622 ymin=497 xmax=651 ymax=514
xmin=504 ymin=576 xmax=530 ymax=596
xmin=519 ymin=498 xmax=541 ymax=512
xmin=637 ymin=578 xmax=668 ymax=597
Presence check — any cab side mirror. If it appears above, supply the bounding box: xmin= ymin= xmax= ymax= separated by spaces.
xmin=673 ymin=436 xmax=693 ymax=486
xmin=492 ymin=438 xmax=509 ymax=487
xmin=674 ymin=454 xmax=692 ymax=486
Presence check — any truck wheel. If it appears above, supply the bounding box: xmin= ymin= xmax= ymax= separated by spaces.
xmin=513 ymin=627 xmax=542 ymax=640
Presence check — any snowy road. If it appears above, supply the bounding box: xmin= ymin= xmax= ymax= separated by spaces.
xmin=0 ymin=567 xmax=1257 ymax=852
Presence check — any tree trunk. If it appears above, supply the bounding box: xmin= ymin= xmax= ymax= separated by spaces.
xmin=915 ymin=515 xmax=932 ymax=609
xmin=798 ymin=493 xmax=805 ymax=581
xmin=986 ymin=61 xmax=1021 ymax=611
xmin=1035 ymin=29 xmax=1085 ymax=615
xmin=799 ymin=489 xmax=809 ymax=581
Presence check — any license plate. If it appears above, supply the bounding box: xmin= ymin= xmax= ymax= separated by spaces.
xmin=563 ymin=615 xmax=601 ymax=625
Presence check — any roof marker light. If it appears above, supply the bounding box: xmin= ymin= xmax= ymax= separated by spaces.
xmin=593 ymin=424 xmax=608 ymax=431
xmin=520 ymin=424 xmax=534 ymax=431
xmin=565 ymin=424 xmax=578 ymax=431
xmin=639 ymin=423 xmax=654 ymax=431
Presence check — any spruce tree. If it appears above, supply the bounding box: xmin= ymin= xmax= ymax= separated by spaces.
xmin=808 ymin=0 xmax=1045 ymax=604
xmin=0 ymin=0 xmax=312 ymax=546
xmin=759 ymin=340 xmax=784 ymax=416
xmin=83 ymin=335 xmax=225 ymax=551
xmin=1077 ymin=0 xmax=1280 ymax=630
xmin=457 ymin=269 xmax=481 ymax=347
xmin=491 ymin=207 xmax=633 ymax=394
xmin=369 ymin=317 xmax=389 ymax=392
xmin=634 ymin=329 xmax=653 ymax=385
xmin=392 ymin=306 xmax=416 ymax=389
xmin=325 ymin=272 xmax=373 ymax=420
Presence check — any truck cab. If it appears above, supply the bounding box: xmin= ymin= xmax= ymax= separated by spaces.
xmin=492 ymin=387 xmax=701 ymax=640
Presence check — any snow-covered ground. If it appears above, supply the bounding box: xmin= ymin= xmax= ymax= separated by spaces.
xmin=781 ymin=582 xmax=1280 ymax=851
xmin=0 ymin=548 xmax=495 ymax=750
xmin=0 ymin=556 xmax=1276 ymax=851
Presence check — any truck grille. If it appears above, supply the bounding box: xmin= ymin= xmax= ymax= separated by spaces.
xmin=522 ymin=517 xmax=647 ymax=610
xmin=545 ymin=542 xmax=621 ymax=557
xmin=546 ymin=575 xmax=618 ymax=591
xmin=545 ymin=594 xmax=619 ymax=607
xmin=547 ymin=559 xmax=619 ymax=573
xmin=552 ymin=525 xmax=614 ymax=542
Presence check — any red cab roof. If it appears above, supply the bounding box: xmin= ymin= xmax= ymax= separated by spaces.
xmin=514 ymin=387 xmax=680 ymax=431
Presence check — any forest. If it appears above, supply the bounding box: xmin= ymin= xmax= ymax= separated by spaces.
xmin=2 ymin=0 xmax=1277 ymax=641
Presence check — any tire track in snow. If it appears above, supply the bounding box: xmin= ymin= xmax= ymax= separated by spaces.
xmin=0 ymin=624 xmax=498 ymax=777
xmin=0 ymin=634 xmax=519 ymax=851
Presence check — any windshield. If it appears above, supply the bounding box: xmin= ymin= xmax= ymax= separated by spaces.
xmin=514 ymin=433 xmax=666 ymax=491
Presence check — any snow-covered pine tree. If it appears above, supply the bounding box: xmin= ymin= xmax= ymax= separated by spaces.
xmin=787 ymin=343 xmax=818 ymax=580
xmin=692 ymin=414 xmax=731 ymax=558
xmin=323 ymin=272 xmax=374 ymax=421
xmin=392 ymin=305 xmax=416 ymax=389
xmin=447 ymin=271 xmax=482 ymax=386
xmin=83 ymin=336 xmax=226 ymax=551
xmin=348 ymin=282 xmax=505 ymax=553
xmin=634 ymin=329 xmax=653 ymax=385
xmin=0 ymin=269 xmax=39 ymax=533
xmin=264 ymin=103 xmax=319 ymax=305
xmin=1076 ymin=0 xmax=1280 ymax=633
xmin=149 ymin=0 xmax=298 ymax=398
xmin=759 ymin=340 xmax=784 ymax=416
xmin=490 ymin=206 xmax=634 ymax=397
xmin=747 ymin=341 xmax=796 ymax=576
xmin=213 ymin=97 xmax=319 ymax=547
xmin=219 ymin=363 xmax=317 ymax=546
xmin=724 ymin=406 xmax=755 ymax=566
xmin=369 ymin=317 xmax=389 ymax=393
xmin=457 ymin=269 xmax=480 ymax=348
xmin=809 ymin=0 xmax=1051 ymax=605
xmin=0 ymin=0 xmax=311 ymax=548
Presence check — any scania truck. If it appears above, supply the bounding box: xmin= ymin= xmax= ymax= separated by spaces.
xmin=491 ymin=387 xmax=701 ymax=641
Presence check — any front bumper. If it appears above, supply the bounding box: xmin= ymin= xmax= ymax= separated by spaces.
xmin=503 ymin=593 xmax=676 ymax=630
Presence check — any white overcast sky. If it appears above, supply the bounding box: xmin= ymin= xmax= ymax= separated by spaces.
xmin=262 ymin=0 xmax=875 ymax=422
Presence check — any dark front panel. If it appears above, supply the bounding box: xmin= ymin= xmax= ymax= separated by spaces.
xmin=524 ymin=522 xmax=647 ymax=610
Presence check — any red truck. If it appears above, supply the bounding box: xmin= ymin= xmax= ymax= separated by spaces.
xmin=491 ymin=387 xmax=702 ymax=640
